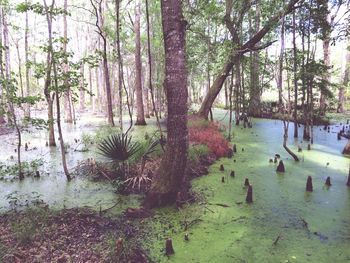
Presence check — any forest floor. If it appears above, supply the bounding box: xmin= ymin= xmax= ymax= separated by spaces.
xmin=0 ymin=207 xmax=149 ymax=263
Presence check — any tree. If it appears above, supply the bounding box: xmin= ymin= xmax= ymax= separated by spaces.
xmin=338 ymin=36 xmax=349 ymax=113
xmin=197 ymin=0 xmax=301 ymax=119
xmin=144 ymin=0 xmax=188 ymax=208
xmin=91 ymin=0 xmax=115 ymax=126
xmin=134 ymin=0 xmax=146 ymax=126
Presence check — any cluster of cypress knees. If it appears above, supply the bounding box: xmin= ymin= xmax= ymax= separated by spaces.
xmin=164 ymin=144 xmax=350 ymax=256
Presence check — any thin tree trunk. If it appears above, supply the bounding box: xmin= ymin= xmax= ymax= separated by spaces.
xmin=144 ymin=0 xmax=188 ymax=208
xmin=24 ymin=0 xmax=30 ymax=118
xmin=91 ymin=0 xmax=115 ymax=126
xmin=197 ymin=0 xmax=301 ymax=119
xmin=80 ymin=64 xmax=85 ymax=111
xmin=134 ymin=0 xmax=146 ymax=125
xmin=63 ymin=0 xmax=73 ymax=123
xmin=248 ymin=0 xmax=261 ymax=117
xmin=338 ymin=37 xmax=350 ymax=113
xmin=292 ymin=10 xmax=298 ymax=138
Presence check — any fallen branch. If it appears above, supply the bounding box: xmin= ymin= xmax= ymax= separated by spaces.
xmin=273 ymin=234 xmax=282 ymax=245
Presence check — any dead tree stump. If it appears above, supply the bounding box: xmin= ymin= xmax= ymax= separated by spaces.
xmin=325 ymin=177 xmax=331 ymax=186
xmin=276 ymin=160 xmax=285 ymax=173
xmin=165 ymin=238 xmax=175 ymax=256
xmin=246 ymin=185 xmax=253 ymax=203
xmin=306 ymin=176 xmax=313 ymax=192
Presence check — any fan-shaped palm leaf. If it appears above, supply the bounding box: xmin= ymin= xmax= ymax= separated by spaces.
xmin=97 ymin=133 xmax=141 ymax=162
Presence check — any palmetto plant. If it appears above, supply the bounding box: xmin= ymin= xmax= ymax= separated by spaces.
xmin=97 ymin=133 xmax=141 ymax=163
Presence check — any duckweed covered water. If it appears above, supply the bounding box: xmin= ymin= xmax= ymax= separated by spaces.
xmin=0 ymin=112 xmax=157 ymax=212
xmin=145 ymin=110 xmax=350 ymax=263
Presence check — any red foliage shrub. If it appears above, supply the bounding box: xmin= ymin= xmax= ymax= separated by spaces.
xmin=188 ymin=116 xmax=230 ymax=158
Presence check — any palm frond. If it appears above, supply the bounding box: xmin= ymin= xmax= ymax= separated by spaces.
xmin=97 ymin=133 xmax=141 ymax=162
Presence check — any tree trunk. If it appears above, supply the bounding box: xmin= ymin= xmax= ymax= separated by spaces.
xmin=343 ymin=139 xmax=350 ymax=155
xmin=248 ymin=0 xmax=261 ymax=117
xmin=134 ymin=0 xmax=146 ymax=125
xmin=197 ymin=0 xmax=301 ymax=119
xmin=79 ymin=64 xmax=85 ymax=111
xmin=292 ymin=10 xmax=298 ymax=138
xmin=63 ymin=0 xmax=73 ymax=123
xmin=338 ymin=37 xmax=350 ymax=113
xmin=24 ymin=0 xmax=30 ymax=118
xmin=143 ymin=0 xmax=188 ymax=208
xmin=320 ymin=38 xmax=330 ymax=115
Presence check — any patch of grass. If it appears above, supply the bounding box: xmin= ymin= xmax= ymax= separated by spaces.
xmin=94 ymin=126 xmax=121 ymax=144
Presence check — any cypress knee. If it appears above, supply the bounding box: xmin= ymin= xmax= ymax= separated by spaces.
xmin=230 ymin=171 xmax=235 ymax=177
xmin=276 ymin=160 xmax=285 ymax=173
xmin=307 ymin=144 xmax=311 ymax=150
xmin=233 ymin=144 xmax=237 ymax=153
xmin=244 ymin=178 xmax=250 ymax=187
xmin=222 ymin=176 xmax=225 ymax=183
xmin=306 ymin=176 xmax=313 ymax=192
xmin=220 ymin=164 xmax=225 ymax=171
xmin=325 ymin=177 xmax=331 ymax=186
xmin=165 ymin=238 xmax=174 ymax=256
xmin=246 ymin=185 xmax=253 ymax=203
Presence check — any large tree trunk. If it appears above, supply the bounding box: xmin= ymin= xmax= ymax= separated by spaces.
xmin=338 ymin=37 xmax=350 ymax=113
xmin=197 ymin=0 xmax=301 ymax=119
xmin=144 ymin=0 xmax=188 ymax=208
xmin=134 ymin=0 xmax=146 ymax=125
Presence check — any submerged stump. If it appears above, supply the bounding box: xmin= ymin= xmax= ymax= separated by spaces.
xmin=246 ymin=185 xmax=253 ymax=203
xmin=165 ymin=238 xmax=175 ymax=256
xmin=306 ymin=176 xmax=313 ymax=192
xmin=325 ymin=177 xmax=331 ymax=186
xmin=276 ymin=160 xmax=285 ymax=173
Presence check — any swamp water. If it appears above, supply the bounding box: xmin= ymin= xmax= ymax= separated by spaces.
xmin=145 ymin=111 xmax=350 ymax=263
xmin=0 ymin=112 xmax=157 ymax=212
xmin=0 ymin=110 xmax=349 ymax=262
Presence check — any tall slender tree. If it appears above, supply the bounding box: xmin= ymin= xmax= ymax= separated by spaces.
xmin=134 ymin=0 xmax=146 ymax=125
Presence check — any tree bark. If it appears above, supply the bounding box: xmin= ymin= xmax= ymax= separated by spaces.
xmin=143 ymin=0 xmax=188 ymax=208
xmin=197 ymin=0 xmax=301 ymax=119
xmin=91 ymin=0 xmax=115 ymax=126
xmin=248 ymin=0 xmax=261 ymax=117
xmin=63 ymin=0 xmax=73 ymax=123
xmin=24 ymin=0 xmax=30 ymax=118
xmin=338 ymin=37 xmax=350 ymax=113
xmin=134 ymin=0 xmax=146 ymax=125
xmin=292 ymin=10 xmax=298 ymax=138
xmin=43 ymin=0 xmax=56 ymax=147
